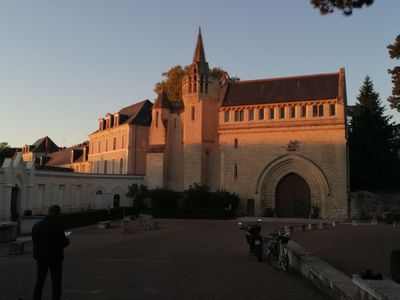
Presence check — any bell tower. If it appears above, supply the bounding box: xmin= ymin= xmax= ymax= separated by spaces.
xmin=182 ymin=28 xmax=221 ymax=190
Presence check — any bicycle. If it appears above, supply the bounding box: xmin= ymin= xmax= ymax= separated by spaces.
xmin=265 ymin=227 xmax=290 ymax=271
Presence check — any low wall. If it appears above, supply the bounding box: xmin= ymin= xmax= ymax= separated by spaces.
xmin=0 ymin=222 xmax=17 ymax=243
xmin=20 ymin=216 xmax=44 ymax=235
xmin=349 ymin=191 xmax=400 ymax=220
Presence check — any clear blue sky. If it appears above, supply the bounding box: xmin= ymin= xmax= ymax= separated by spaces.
xmin=1 ymin=0 xmax=399 ymax=147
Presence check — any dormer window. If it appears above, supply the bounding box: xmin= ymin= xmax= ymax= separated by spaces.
xmin=99 ymin=119 xmax=105 ymax=131
xmin=113 ymin=113 xmax=119 ymax=126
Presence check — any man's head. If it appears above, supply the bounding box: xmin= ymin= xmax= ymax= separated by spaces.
xmin=48 ymin=205 xmax=61 ymax=217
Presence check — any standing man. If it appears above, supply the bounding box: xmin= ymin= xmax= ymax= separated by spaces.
xmin=32 ymin=205 xmax=70 ymax=300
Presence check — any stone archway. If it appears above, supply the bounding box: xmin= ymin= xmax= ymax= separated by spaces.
xmin=256 ymin=154 xmax=330 ymax=218
xmin=276 ymin=173 xmax=311 ymax=217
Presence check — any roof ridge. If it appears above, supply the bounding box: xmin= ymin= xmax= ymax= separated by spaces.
xmin=232 ymin=72 xmax=339 ymax=85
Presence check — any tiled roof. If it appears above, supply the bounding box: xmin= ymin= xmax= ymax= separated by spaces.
xmin=221 ymin=73 xmax=339 ymax=107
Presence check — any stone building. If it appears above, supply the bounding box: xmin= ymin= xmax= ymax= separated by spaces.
xmin=146 ymin=29 xmax=348 ymax=218
xmin=88 ymin=99 xmax=152 ymax=175
xmin=0 ymin=153 xmax=143 ymax=221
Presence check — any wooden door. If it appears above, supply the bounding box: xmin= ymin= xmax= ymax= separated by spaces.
xmin=276 ymin=173 xmax=311 ymax=218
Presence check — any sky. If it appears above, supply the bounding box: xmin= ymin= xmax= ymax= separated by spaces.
xmin=1 ymin=0 xmax=399 ymax=148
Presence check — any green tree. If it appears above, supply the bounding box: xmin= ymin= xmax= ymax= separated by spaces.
xmin=388 ymin=35 xmax=400 ymax=111
xmin=310 ymin=0 xmax=374 ymax=16
xmin=154 ymin=66 xmax=231 ymax=100
xmin=349 ymin=77 xmax=400 ymax=191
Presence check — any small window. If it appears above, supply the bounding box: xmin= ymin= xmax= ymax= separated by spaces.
xmin=234 ymin=110 xmax=244 ymax=122
xmin=290 ymin=106 xmax=296 ymax=118
xmin=234 ymin=138 xmax=238 ymax=148
xmin=258 ymin=109 xmax=264 ymax=120
xmin=97 ymin=161 xmax=100 ymax=174
xmin=313 ymin=105 xmax=324 ymax=117
xmin=313 ymin=105 xmax=318 ymax=117
xmin=106 ymin=140 xmax=108 ymax=152
xmin=269 ymin=108 xmax=274 ymax=120
xmin=104 ymin=160 xmax=107 ymax=174
xmin=248 ymin=109 xmax=254 ymax=121
xmin=329 ymin=104 xmax=336 ymax=116
xmin=279 ymin=107 xmax=285 ymax=119
xmin=113 ymin=137 xmax=116 ymax=150
xmin=234 ymin=163 xmax=238 ymax=178
xmin=319 ymin=105 xmax=324 ymax=117
xmin=300 ymin=106 xmax=306 ymax=118
xmin=155 ymin=111 xmax=159 ymax=127
xmin=224 ymin=111 xmax=230 ymax=122
xmin=191 ymin=106 xmax=195 ymax=120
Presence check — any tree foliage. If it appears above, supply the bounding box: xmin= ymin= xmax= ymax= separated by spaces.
xmin=387 ymin=35 xmax=400 ymax=112
xmin=349 ymin=77 xmax=400 ymax=191
xmin=0 ymin=142 xmax=14 ymax=165
xmin=310 ymin=0 xmax=374 ymax=16
xmin=154 ymin=65 xmax=230 ymax=100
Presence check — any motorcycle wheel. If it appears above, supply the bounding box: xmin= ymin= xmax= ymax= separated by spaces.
xmin=266 ymin=250 xmax=280 ymax=269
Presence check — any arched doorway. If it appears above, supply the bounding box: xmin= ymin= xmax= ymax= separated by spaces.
xmin=10 ymin=186 xmax=19 ymax=221
xmin=113 ymin=194 xmax=120 ymax=208
xmin=276 ymin=173 xmax=311 ymax=218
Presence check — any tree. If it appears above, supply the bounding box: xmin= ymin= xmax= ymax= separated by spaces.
xmin=388 ymin=35 xmax=400 ymax=111
xmin=349 ymin=76 xmax=400 ymax=191
xmin=154 ymin=65 xmax=187 ymax=100
xmin=0 ymin=142 xmax=15 ymax=165
xmin=154 ymin=66 xmax=231 ymax=100
xmin=310 ymin=0 xmax=374 ymax=16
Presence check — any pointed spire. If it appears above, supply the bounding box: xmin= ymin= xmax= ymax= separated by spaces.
xmin=193 ymin=27 xmax=206 ymax=64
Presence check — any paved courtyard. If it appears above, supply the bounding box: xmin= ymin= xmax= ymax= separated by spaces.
xmin=0 ymin=219 xmax=328 ymax=300
xmin=291 ymin=222 xmax=400 ymax=278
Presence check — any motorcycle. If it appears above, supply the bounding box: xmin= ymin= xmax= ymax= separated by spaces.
xmin=238 ymin=220 xmax=264 ymax=262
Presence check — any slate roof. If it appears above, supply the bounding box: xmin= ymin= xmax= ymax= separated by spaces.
xmin=221 ymin=72 xmax=339 ymax=107
xmin=118 ymin=99 xmax=153 ymax=126
xmin=30 ymin=136 xmax=59 ymax=153
xmin=45 ymin=144 xmax=87 ymax=166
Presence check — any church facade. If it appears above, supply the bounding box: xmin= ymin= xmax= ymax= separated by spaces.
xmin=146 ymin=29 xmax=348 ymax=218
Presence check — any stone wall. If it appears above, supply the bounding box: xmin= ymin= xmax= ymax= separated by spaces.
xmin=349 ymin=191 xmax=400 ymax=219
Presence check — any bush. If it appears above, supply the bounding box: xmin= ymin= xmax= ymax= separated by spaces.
xmin=391 ymin=249 xmax=400 ymax=283
xmin=184 ymin=183 xmax=212 ymax=208
xmin=151 ymin=188 xmax=180 ymax=209
xmin=183 ymin=183 xmax=240 ymax=210
xmin=262 ymin=207 xmax=275 ymax=217
xmin=58 ymin=207 xmax=139 ymax=229
xmin=385 ymin=210 xmax=400 ymax=224
xmin=151 ymin=208 xmax=235 ymax=219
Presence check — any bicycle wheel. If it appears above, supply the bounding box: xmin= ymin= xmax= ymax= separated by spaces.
xmin=280 ymin=253 xmax=289 ymax=272
xmin=266 ymin=250 xmax=280 ymax=269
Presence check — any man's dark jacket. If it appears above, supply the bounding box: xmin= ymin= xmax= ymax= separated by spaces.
xmin=32 ymin=216 xmax=70 ymax=261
